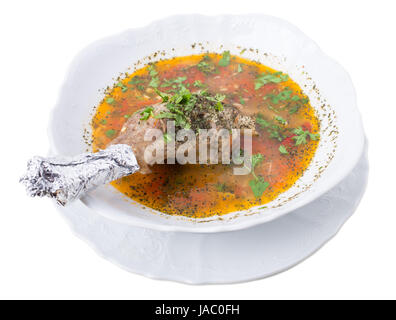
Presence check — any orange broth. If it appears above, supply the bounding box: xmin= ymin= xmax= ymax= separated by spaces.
xmin=91 ymin=53 xmax=320 ymax=218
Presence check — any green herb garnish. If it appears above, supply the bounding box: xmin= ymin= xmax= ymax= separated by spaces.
xmin=147 ymin=64 xmax=158 ymax=77
xmin=274 ymin=116 xmax=287 ymax=125
xmin=139 ymin=106 xmax=154 ymax=120
xmin=279 ymin=145 xmax=289 ymax=155
xmin=148 ymin=64 xmax=160 ymax=88
xmin=128 ymin=76 xmax=143 ymax=85
xmin=205 ymin=93 xmax=226 ymax=111
xmin=215 ymin=183 xmax=227 ymax=192
xmin=163 ymin=133 xmax=172 ymax=143
xmin=193 ymin=80 xmax=207 ymax=88
xmin=256 ymin=115 xmax=285 ymax=142
xmin=265 ymin=87 xmax=293 ymax=104
xmin=105 ymin=129 xmax=116 ymax=138
xmin=244 ymin=153 xmax=270 ymax=198
xmin=251 ymin=153 xmax=264 ymax=171
xmin=288 ymin=105 xmax=300 ymax=114
xmin=106 ymin=97 xmax=115 ymax=104
xmin=149 ymin=76 xmax=160 ymax=88
xmin=161 ymin=77 xmax=187 ymax=88
xmin=155 ymin=86 xmax=227 ymax=130
xmin=249 ymin=177 xmax=270 ymax=198
xmin=218 ymin=51 xmax=231 ymax=67
xmin=292 ymin=127 xmax=320 ymax=145
xmin=255 ymin=72 xmax=289 ymax=90
xmin=117 ymin=82 xmax=128 ymax=92
xmin=197 ymin=55 xmax=217 ymax=74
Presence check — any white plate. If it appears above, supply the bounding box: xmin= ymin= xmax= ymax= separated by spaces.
xmin=56 ymin=145 xmax=368 ymax=284
xmin=48 ymin=14 xmax=365 ymax=232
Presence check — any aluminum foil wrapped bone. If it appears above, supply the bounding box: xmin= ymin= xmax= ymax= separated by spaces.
xmin=20 ymin=144 xmax=140 ymax=205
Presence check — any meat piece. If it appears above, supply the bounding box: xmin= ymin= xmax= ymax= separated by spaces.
xmin=109 ymin=103 xmax=168 ymax=173
xmin=109 ymin=94 xmax=256 ymax=173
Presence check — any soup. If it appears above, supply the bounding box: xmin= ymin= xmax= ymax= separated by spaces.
xmin=91 ymin=52 xmax=320 ymax=218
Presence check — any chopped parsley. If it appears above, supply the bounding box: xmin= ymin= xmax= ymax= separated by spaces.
xmin=218 ymin=51 xmax=231 ymax=67
xmin=292 ymin=127 xmax=320 ymax=145
xmin=274 ymin=116 xmax=287 ymax=125
xmin=147 ymin=64 xmax=158 ymax=77
xmin=247 ymin=153 xmax=269 ymax=198
xmin=197 ymin=55 xmax=217 ymax=74
xmin=215 ymin=183 xmax=227 ymax=192
xmin=256 ymin=114 xmax=285 ymax=142
xmin=265 ymin=87 xmax=293 ymax=104
xmin=205 ymin=93 xmax=226 ymax=111
xmin=139 ymin=106 xmax=154 ymax=120
xmin=161 ymin=76 xmax=187 ymax=88
xmin=163 ymin=133 xmax=172 ymax=143
xmin=251 ymin=153 xmax=264 ymax=171
xmin=105 ymin=129 xmax=116 ymax=138
xmin=279 ymin=145 xmax=289 ymax=155
xmin=106 ymin=97 xmax=115 ymax=104
xmin=255 ymin=71 xmax=289 ymax=90
xmin=149 ymin=76 xmax=160 ymax=88
xmin=128 ymin=76 xmax=143 ymax=85
xmin=117 ymin=82 xmax=128 ymax=92
xmin=193 ymin=80 xmax=207 ymax=88
xmin=249 ymin=177 xmax=270 ymax=198
xmin=148 ymin=64 xmax=160 ymax=88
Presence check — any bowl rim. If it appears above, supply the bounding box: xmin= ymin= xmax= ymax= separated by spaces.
xmin=48 ymin=13 xmax=365 ymax=233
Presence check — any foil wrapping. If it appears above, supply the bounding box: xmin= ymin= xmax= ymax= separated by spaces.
xmin=20 ymin=144 xmax=140 ymax=205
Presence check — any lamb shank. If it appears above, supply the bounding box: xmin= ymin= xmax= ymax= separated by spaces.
xmin=20 ymin=88 xmax=256 ymax=205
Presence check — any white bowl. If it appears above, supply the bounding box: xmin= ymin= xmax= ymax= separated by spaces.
xmin=48 ymin=14 xmax=365 ymax=233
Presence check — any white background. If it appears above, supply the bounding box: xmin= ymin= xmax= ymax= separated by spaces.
xmin=1 ymin=0 xmax=395 ymax=300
